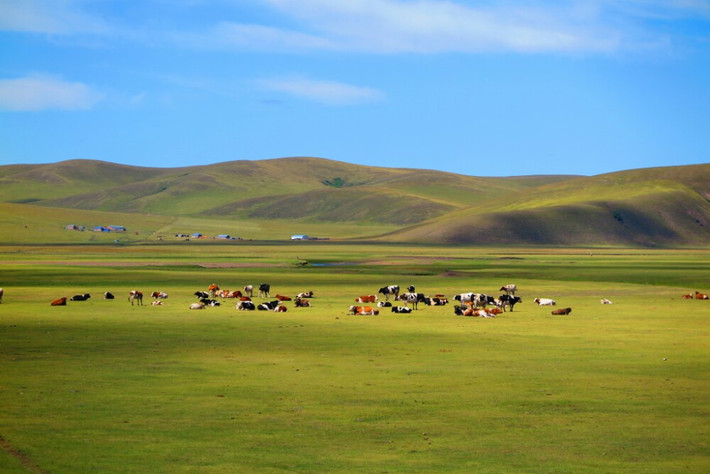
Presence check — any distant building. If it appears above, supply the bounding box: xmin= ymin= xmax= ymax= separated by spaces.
xmin=216 ymin=234 xmax=231 ymax=240
xmin=191 ymin=233 xmax=203 ymax=238
xmin=93 ymin=226 xmax=109 ymax=232
xmin=107 ymin=225 xmax=126 ymax=232
xmin=291 ymin=234 xmax=310 ymax=240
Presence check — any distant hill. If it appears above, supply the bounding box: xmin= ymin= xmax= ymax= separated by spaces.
xmin=0 ymin=158 xmax=708 ymax=246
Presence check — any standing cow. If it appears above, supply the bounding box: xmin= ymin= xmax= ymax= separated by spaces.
xmin=378 ymin=285 xmax=400 ymax=301
xmin=129 ymin=290 xmax=143 ymax=306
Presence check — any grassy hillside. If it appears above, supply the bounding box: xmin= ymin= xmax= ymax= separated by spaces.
xmin=382 ymin=164 xmax=710 ymax=247
xmin=0 ymin=158 xmax=708 ymax=246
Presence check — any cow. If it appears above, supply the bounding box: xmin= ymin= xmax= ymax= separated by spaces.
xmin=103 ymin=291 xmax=115 ymax=299
xmin=274 ymin=305 xmax=288 ymax=312
xmin=236 ymin=300 xmax=256 ymax=311
xmin=407 ymin=285 xmax=416 ymax=293
xmin=454 ymin=292 xmax=475 ymax=304
xmin=189 ymin=302 xmax=205 ymax=310
xmin=473 ymin=293 xmax=496 ymax=308
xmin=151 ymin=300 xmax=163 ymax=306
xmin=194 ymin=290 xmax=210 ymax=299
xmin=275 ymin=294 xmax=292 ymax=301
xmin=377 ymin=301 xmax=392 ymax=307
xmin=151 ymin=291 xmax=168 ymax=299
xmin=681 ymin=294 xmax=694 ymax=299
xmin=294 ymin=297 xmax=311 ymax=307
xmin=454 ymin=306 xmax=494 ymax=317
xmin=51 ymin=296 xmax=67 ymax=306
xmin=391 ymin=306 xmax=412 ymax=314
xmin=355 ymin=295 xmax=378 ymax=303
xmin=551 ymin=307 xmax=572 ymax=315
xmin=500 ymin=284 xmax=517 ymax=296
xmin=208 ymin=284 xmax=219 ymax=297
xmin=243 ymin=285 xmax=254 ymax=297
xmin=297 ymin=291 xmax=314 ymax=298
xmin=400 ymin=292 xmax=426 ymax=309
xmin=534 ymin=298 xmax=556 ymax=306
xmin=258 ymin=300 xmax=279 ymax=311
xmin=200 ymin=298 xmax=220 ymax=307
xmin=258 ymin=283 xmax=271 ymax=298
xmin=499 ymin=295 xmax=522 ymax=312
xmin=600 ymin=298 xmax=613 ymax=304
xmin=378 ymin=285 xmax=400 ymax=301
xmin=348 ymin=305 xmax=379 ymax=315
xmin=70 ymin=293 xmax=91 ymax=301
xmin=128 ymin=290 xmax=143 ymax=306
xmin=424 ymin=297 xmax=448 ymax=306
xmin=0 ymin=287 xmax=3 ymax=303
xmin=695 ymin=291 xmax=709 ymax=300
xmin=230 ymin=290 xmax=243 ymax=299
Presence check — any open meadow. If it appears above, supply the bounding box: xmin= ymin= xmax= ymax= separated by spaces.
xmin=1 ymin=242 xmax=708 ymax=472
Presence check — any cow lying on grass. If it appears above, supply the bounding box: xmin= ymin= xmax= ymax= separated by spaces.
xmin=551 ymin=307 xmax=572 ymax=315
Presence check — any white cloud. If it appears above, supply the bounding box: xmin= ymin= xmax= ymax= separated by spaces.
xmin=255 ymin=0 xmax=623 ymax=53
xmin=257 ymin=76 xmax=384 ymax=106
xmin=0 ymin=76 xmax=104 ymax=111
xmin=0 ymin=0 xmax=109 ymax=34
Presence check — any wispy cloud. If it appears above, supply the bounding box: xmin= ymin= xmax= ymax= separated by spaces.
xmin=0 ymin=0 xmax=109 ymax=34
xmin=0 ymin=75 xmax=104 ymax=111
xmin=257 ymin=76 xmax=384 ymax=106
xmin=2 ymin=0 xmax=708 ymax=55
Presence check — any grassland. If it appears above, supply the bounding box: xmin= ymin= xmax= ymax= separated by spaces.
xmin=1 ymin=242 xmax=708 ymax=472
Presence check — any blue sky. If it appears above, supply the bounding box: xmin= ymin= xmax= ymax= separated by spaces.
xmin=1 ymin=0 xmax=708 ymax=176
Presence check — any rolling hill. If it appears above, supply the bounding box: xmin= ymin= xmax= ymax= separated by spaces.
xmin=0 ymin=157 xmax=708 ymax=246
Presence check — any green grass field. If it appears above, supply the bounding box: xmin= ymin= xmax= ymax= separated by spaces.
xmin=1 ymin=243 xmax=708 ymax=472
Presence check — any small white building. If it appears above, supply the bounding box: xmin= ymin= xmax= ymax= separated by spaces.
xmin=291 ymin=234 xmax=310 ymax=240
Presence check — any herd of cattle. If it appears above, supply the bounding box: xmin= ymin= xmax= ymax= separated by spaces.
xmin=29 ymin=284 xmax=706 ymax=316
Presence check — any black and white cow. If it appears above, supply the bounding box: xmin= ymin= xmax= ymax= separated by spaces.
xmin=257 ymin=300 xmax=279 ymax=310
xmin=400 ymin=292 xmax=426 ymax=310
xmin=103 ymin=291 xmax=115 ymax=299
xmin=70 ymin=293 xmax=91 ymax=301
xmin=236 ymin=300 xmax=255 ymax=311
xmin=194 ymin=290 xmax=210 ymax=299
xmin=391 ymin=306 xmax=412 ymax=314
xmin=378 ymin=285 xmax=400 ymax=301
xmin=499 ymin=294 xmax=522 ymax=312
xmin=258 ymin=283 xmax=271 ymax=298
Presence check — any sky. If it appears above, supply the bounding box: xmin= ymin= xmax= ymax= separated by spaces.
xmin=1 ymin=0 xmax=709 ymax=177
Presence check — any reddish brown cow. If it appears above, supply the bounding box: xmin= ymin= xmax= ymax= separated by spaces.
xmin=551 ymin=307 xmax=572 ymax=315
xmin=355 ymin=295 xmax=377 ymax=303
xmin=275 ymin=294 xmax=292 ymax=301
xmin=695 ymin=291 xmax=709 ymax=300
xmin=348 ymin=305 xmax=379 ymax=315
xmin=51 ymin=297 xmax=67 ymax=306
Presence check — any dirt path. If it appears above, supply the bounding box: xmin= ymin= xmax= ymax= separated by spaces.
xmin=0 ymin=434 xmax=47 ymax=473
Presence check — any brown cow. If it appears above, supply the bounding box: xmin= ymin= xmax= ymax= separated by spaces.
xmin=51 ymin=297 xmax=67 ymax=306
xmin=275 ymin=294 xmax=292 ymax=301
xmin=681 ymin=294 xmax=693 ymax=299
xmin=208 ymin=284 xmax=219 ymax=297
xmin=355 ymin=295 xmax=377 ymax=303
xmin=551 ymin=307 xmax=572 ymax=315
xmin=294 ymin=297 xmax=311 ymax=307
xmin=348 ymin=305 xmax=379 ymax=315
xmin=695 ymin=291 xmax=709 ymax=300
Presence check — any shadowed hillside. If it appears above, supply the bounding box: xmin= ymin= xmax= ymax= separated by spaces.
xmin=0 ymin=158 xmax=708 ymax=246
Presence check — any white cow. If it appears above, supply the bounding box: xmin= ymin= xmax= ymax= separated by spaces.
xmin=534 ymin=298 xmax=556 ymax=306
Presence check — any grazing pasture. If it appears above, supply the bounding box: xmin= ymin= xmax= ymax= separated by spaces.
xmin=0 ymin=243 xmax=708 ymax=472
